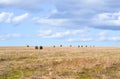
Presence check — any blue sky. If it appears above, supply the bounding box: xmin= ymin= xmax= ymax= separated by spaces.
xmin=0 ymin=0 xmax=120 ymax=46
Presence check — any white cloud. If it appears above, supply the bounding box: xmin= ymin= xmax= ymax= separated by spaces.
xmin=37 ymin=29 xmax=52 ymax=37
xmin=47 ymin=31 xmax=70 ymax=38
xmin=37 ymin=29 xmax=69 ymax=38
xmin=0 ymin=33 xmax=21 ymax=40
xmin=68 ymin=36 xmax=120 ymax=42
xmin=0 ymin=12 xmax=29 ymax=24
xmin=68 ymin=38 xmax=93 ymax=42
xmin=71 ymin=29 xmax=88 ymax=34
xmin=0 ymin=12 xmax=13 ymax=23
xmin=0 ymin=0 xmax=52 ymax=12
xmin=0 ymin=0 xmax=20 ymax=5
xmin=30 ymin=28 xmax=120 ymax=42
xmin=97 ymin=31 xmax=108 ymax=41
xmin=36 ymin=18 xmax=69 ymax=26
xmin=1 ymin=0 xmax=120 ymax=30
xmin=108 ymin=37 xmax=120 ymax=41
xmin=45 ymin=9 xmax=58 ymax=18
xmin=67 ymin=29 xmax=120 ymax=42
xmin=98 ymin=31 xmax=108 ymax=37
xmin=92 ymin=12 xmax=120 ymax=29
xmin=37 ymin=29 xmax=87 ymax=38
xmin=12 ymin=13 xmax=29 ymax=23
xmin=97 ymin=36 xmax=120 ymax=41
xmin=82 ymin=0 xmax=103 ymax=4
xmin=95 ymin=31 xmax=120 ymax=41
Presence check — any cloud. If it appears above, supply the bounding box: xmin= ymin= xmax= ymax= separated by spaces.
xmin=108 ymin=37 xmax=120 ymax=41
xmin=67 ymin=30 xmax=120 ymax=42
xmin=1 ymin=0 xmax=120 ymax=30
xmin=51 ymin=0 xmax=120 ymax=30
xmin=53 ymin=0 xmax=120 ymax=30
xmin=0 ymin=12 xmax=13 ymax=23
xmin=12 ymin=13 xmax=29 ymax=23
xmin=98 ymin=31 xmax=108 ymax=37
xmin=33 ymin=0 xmax=120 ymax=30
xmin=0 ymin=12 xmax=29 ymax=24
xmin=36 ymin=18 xmax=69 ymax=26
xmin=0 ymin=0 xmax=20 ymax=5
xmin=0 ymin=0 xmax=52 ymax=11
xmin=67 ymin=36 xmax=120 ymax=42
xmin=68 ymin=38 xmax=93 ymax=42
xmin=37 ymin=29 xmax=70 ymax=38
xmin=96 ymin=31 xmax=120 ymax=41
xmin=37 ymin=29 xmax=87 ymax=38
xmin=97 ymin=37 xmax=120 ymax=41
xmin=92 ymin=12 xmax=120 ymax=30
xmin=0 ymin=33 xmax=21 ymax=40
xmin=34 ymin=17 xmax=89 ymax=29
xmin=1 ymin=30 xmax=118 ymax=42
xmin=37 ymin=29 xmax=52 ymax=37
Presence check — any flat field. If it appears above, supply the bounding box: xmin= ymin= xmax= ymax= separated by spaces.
xmin=0 ymin=46 xmax=120 ymax=79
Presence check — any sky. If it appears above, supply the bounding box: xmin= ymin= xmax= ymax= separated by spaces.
xmin=0 ymin=0 xmax=120 ymax=46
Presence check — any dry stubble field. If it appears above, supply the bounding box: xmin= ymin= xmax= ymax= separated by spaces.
xmin=0 ymin=46 xmax=120 ymax=79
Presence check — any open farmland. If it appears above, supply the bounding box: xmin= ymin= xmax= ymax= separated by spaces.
xmin=0 ymin=46 xmax=120 ymax=79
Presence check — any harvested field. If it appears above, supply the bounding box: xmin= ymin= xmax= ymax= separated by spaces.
xmin=0 ymin=46 xmax=120 ymax=79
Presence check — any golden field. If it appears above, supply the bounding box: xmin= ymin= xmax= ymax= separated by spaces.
xmin=0 ymin=46 xmax=120 ymax=79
